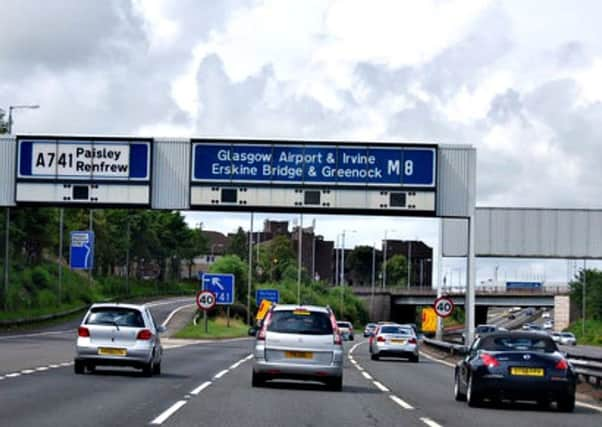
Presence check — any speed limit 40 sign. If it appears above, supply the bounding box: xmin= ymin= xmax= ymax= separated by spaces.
xmin=196 ymin=290 xmax=217 ymax=311
xmin=433 ymin=296 xmax=455 ymax=318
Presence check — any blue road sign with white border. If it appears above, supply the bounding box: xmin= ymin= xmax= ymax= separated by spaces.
xmin=70 ymin=231 xmax=94 ymax=270
xmin=256 ymin=289 xmax=279 ymax=304
xmin=201 ymin=273 xmax=235 ymax=305
xmin=192 ymin=143 xmax=436 ymax=187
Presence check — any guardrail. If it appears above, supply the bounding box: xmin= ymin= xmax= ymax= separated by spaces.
xmin=423 ymin=337 xmax=602 ymax=387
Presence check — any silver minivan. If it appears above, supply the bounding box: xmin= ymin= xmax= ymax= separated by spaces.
xmin=252 ymin=305 xmax=344 ymax=390
xmin=74 ymin=303 xmax=165 ymax=376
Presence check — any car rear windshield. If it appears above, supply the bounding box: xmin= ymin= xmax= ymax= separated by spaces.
xmin=561 ymin=333 xmax=574 ymax=338
xmin=479 ymin=336 xmax=557 ymax=353
xmin=337 ymin=322 xmax=351 ymax=327
xmin=86 ymin=307 xmax=145 ymax=328
xmin=380 ymin=326 xmax=413 ymax=335
xmin=268 ymin=310 xmax=333 ymax=335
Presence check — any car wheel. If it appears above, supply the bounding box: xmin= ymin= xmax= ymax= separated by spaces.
xmin=142 ymin=360 xmax=154 ymax=377
xmin=454 ymin=372 xmax=466 ymax=401
xmin=153 ymin=361 xmax=161 ymax=375
xmin=74 ymin=360 xmax=85 ymax=375
xmin=350 ymin=335 xmax=354 ymax=341
xmin=327 ymin=376 xmax=343 ymax=392
xmin=467 ymin=375 xmax=482 ymax=407
xmin=252 ymin=371 xmax=265 ymax=387
xmin=86 ymin=363 xmax=96 ymax=373
xmin=410 ymin=354 xmax=419 ymax=363
xmin=557 ymin=394 xmax=575 ymax=412
xmin=536 ymin=399 xmax=549 ymax=410
xmin=371 ymin=354 xmax=379 ymax=361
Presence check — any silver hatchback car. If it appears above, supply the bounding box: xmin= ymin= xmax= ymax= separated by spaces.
xmin=369 ymin=324 xmax=419 ymax=362
xmin=74 ymin=303 xmax=166 ymax=376
xmin=252 ymin=305 xmax=344 ymax=390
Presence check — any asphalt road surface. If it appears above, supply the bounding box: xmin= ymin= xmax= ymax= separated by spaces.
xmin=1 ymin=319 xmax=600 ymax=427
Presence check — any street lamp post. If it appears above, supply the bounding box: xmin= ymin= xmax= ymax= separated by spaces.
xmin=370 ymin=242 xmax=376 ymax=320
xmin=4 ymin=104 xmax=39 ymax=310
xmin=339 ymin=229 xmax=356 ymax=319
xmin=382 ymin=229 xmax=396 ymax=288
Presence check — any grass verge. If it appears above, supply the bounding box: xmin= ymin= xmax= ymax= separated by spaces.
xmin=567 ymin=319 xmax=602 ymax=346
xmin=175 ymin=315 xmax=249 ymax=339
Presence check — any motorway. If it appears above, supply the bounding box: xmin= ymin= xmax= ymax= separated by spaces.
xmin=0 ymin=297 xmax=600 ymax=426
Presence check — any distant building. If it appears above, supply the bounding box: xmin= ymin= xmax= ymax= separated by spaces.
xmin=180 ymin=230 xmax=229 ymax=279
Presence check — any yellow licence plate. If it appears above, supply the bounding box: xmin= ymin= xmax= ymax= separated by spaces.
xmin=284 ymin=351 xmax=313 ymax=359
xmin=391 ymin=339 xmax=406 ymax=344
xmin=98 ymin=347 xmax=127 ymax=356
xmin=510 ymin=367 xmax=544 ymax=377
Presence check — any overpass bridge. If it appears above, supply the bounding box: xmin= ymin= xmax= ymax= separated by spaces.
xmin=352 ymin=286 xmax=571 ymax=329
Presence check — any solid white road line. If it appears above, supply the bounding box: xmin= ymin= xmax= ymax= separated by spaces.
xmin=0 ymin=330 xmax=72 ymax=340
xmin=362 ymin=372 xmax=373 ymax=380
xmin=576 ymin=401 xmax=602 ymax=413
xmin=420 ymin=417 xmax=443 ymax=427
xmin=36 ymin=367 xmax=49 ymax=371
xmin=5 ymin=373 xmax=20 ymax=378
xmin=389 ymin=395 xmax=414 ymax=410
xmin=213 ymin=369 xmax=229 ymax=379
xmin=150 ymin=400 xmax=187 ymax=425
xmin=373 ymin=381 xmax=390 ymax=392
xmin=190 ymin=381 xmax=212 ymax=396
xmin=21 ymin=369 xmax=35 ymax=374
xmin=161 ymin=303 xmax=196 ymax=327
xmin=419 ymin=351 xmax=455 ymax=368
xmin=49 ymin=364 xmax=60 ymax=368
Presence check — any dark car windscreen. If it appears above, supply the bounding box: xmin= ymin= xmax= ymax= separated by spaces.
xmin=479 ymin=336 xmax=557 ymax=353
xmin=380 ymin=326 xmax=413 ymax=336
xmin=268 ymin=310 xmax=333 ymax=335
xmin=86 ymin=307 xmax=145 ymax=328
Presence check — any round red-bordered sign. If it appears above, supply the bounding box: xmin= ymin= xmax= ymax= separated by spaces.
xmin=196 ymin=290 xmax=217 ymax=311
xmin=433 ymin=296 xmax=455 ymax=318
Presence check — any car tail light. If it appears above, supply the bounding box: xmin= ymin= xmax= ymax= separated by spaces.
xmin=136 ymin=329 xmax=153 ymax=340
xmin=480 ymin=353 xmax=500 ymax=368
xmin=555 ymin=359 xmax=569 ymax=370
xmin=408 ymin=337 xmax=417 ymax=344
xmin=376 ymin=336 xmax=386 ymax=343
xmin=257 ymin=311 xmax=273 ymax=341
xmin=329 ymin=312 xmax=342 ymax=345
xmin=78 ymin=326 xmax=90 ymax=337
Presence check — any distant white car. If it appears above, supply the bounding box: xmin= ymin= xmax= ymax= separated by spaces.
xmin=542 ymin=312 xmax=551 ymax=319
xmin=543 ymin=320 xmax=554 ymax=329
xmin=559 ymin=332 xmax=577 ymax=346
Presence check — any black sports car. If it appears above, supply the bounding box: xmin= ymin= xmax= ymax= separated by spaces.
xmin=454 ymin=331 xmax=576 ymax=411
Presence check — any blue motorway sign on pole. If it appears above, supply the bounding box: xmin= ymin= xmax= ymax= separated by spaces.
xmin=192 ymin=143 xmax=436 ymax=187
xmin=70 ymin=231 xmax=95 ymax=270
xmin=201 ymin=273 xmax=235 ymax=305
xmin=505 ymin=281 xmax=543 ymax=290
xmin=256 ymin=289 xmax=279 ymax=304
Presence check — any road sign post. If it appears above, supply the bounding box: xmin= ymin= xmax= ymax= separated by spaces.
xmin=433 ymin=296 xmax=455 ymax=318
xmin=196 ymin=290 xmax=217 ymax=334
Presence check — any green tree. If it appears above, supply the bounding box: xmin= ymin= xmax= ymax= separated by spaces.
xmin=570 ymin=269 xmax=602 ymax=321
xmin=258 ymin=234 xmax=296 ymax=282
xmin=209 ymin=255 xmax=248 ymax=302
xmin=384 ymin=254 xmax=408 ymax=287
xmin=227 ymin=227 xmax=248 ymax=260
xmin=346 ymin=245 xmax=380 ymax=286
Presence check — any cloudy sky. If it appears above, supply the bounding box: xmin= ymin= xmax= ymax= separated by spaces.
xmin=3 ymin=0 xmax=602 ymax=284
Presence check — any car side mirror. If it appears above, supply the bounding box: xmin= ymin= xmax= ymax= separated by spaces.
xmin=157 ymin=325 xmax=167 ymax=334
xmin=248 ymin=327 xmax=258 ymax=337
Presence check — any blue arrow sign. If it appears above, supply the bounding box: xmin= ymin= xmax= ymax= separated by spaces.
xmin=202 ymin=273 xmax=235 ymax=305
xmin=256 ymin=289 xmax=279 ymax=304
xmin=70 ymin=231 xmax=94 ymax=270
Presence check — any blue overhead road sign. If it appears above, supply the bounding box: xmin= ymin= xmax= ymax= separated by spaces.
xmin=70 ymin=231 xmax=94 ymax=270
xmin=192 ymin=143 xmax=436 ymax=187
xmin=256 ymin=289 xmax=279 ymax=304
xmin=202 ymin=273 xmax=235 ymax=305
